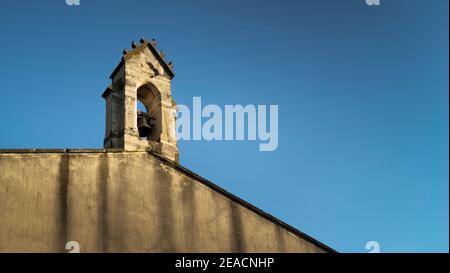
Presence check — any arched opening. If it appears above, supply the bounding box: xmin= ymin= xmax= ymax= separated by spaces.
xmin=136 ymin=83 xmax=162 ymax=141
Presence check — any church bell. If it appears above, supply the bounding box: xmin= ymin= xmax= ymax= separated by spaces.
xmin=137 ymin=112 xmax=154 ymax=137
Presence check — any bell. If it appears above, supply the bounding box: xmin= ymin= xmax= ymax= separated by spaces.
xmin=137 ymin=112 xmax=153 ymax=137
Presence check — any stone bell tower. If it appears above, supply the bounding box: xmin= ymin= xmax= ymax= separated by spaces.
xmin=102 ymin=38 xmax=179 ymax=162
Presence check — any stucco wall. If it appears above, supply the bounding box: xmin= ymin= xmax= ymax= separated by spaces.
xmin=0 ymin=150 xmax=331 ymax=253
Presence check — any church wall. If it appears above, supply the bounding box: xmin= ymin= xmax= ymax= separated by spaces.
xmin=0 ymin=150 xmax=329 ymax=253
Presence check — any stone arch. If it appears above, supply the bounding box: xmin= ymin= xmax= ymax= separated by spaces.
xmin=137 ymin=83 xmax=162 ymax=141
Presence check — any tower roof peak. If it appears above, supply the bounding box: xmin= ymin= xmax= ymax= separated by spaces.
xmin=110 ymin=38 xmax=175 ymax=80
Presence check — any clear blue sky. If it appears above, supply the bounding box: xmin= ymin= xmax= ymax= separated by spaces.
xmin=0 ymin=0 xmax=448 ymax=253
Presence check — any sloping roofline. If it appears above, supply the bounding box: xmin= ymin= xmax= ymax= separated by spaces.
xmin=150 ymin=151 xmax=337 ymax=253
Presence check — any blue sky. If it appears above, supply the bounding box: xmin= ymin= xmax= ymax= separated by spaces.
xmin=0 ymin=0 xmax=448 ymax=252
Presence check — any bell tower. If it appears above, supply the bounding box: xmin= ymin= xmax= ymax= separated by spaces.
xmin=102 ymin=38 xmax=179 ymax=162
